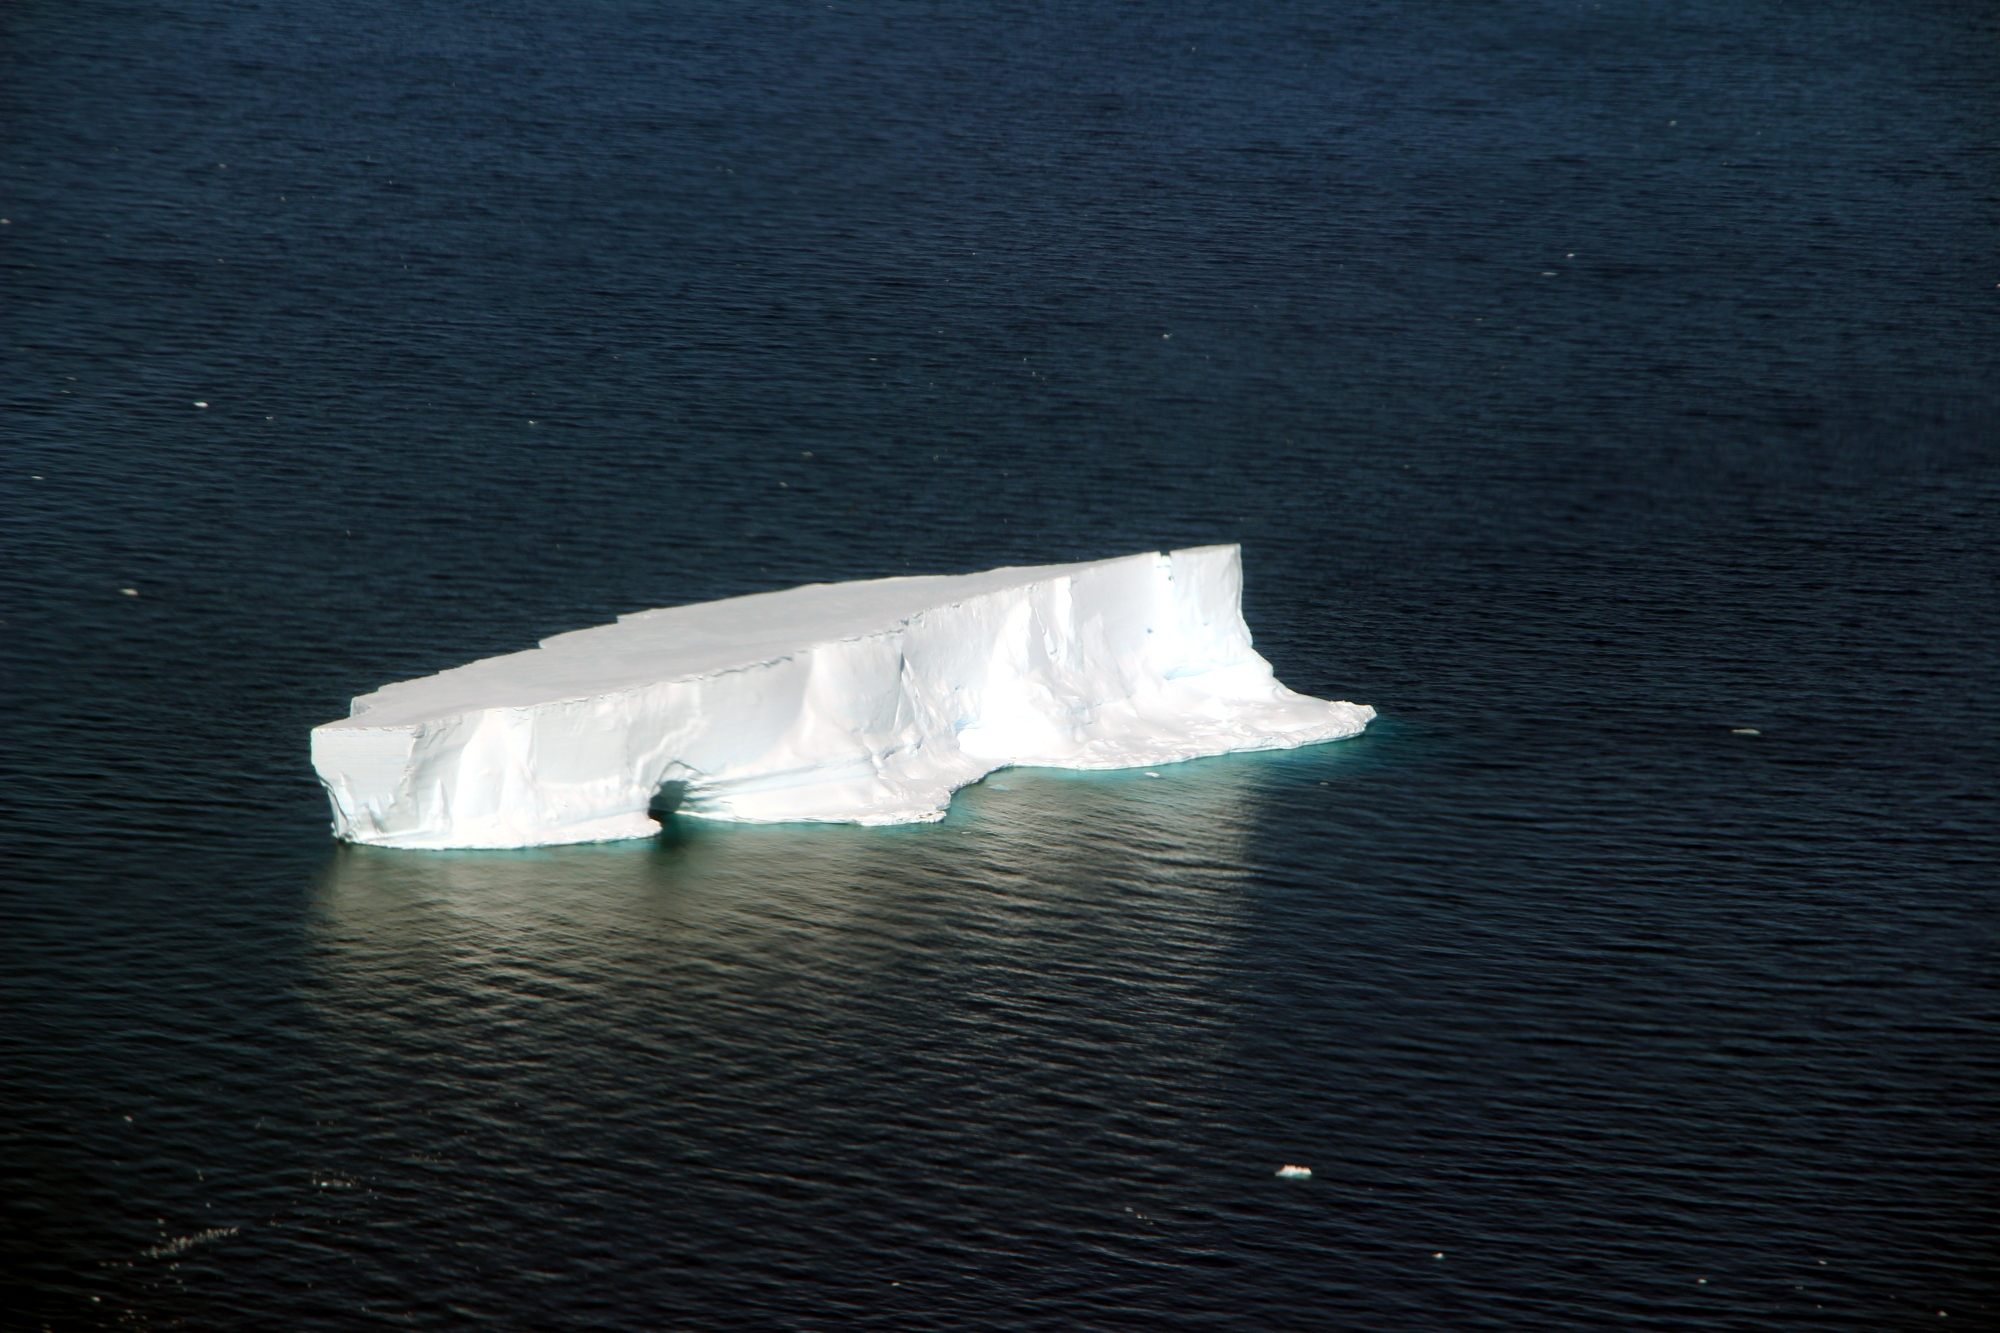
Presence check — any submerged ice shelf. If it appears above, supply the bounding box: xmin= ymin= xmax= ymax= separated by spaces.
xmin=310 ymin=545 xmax=1375 ymax=849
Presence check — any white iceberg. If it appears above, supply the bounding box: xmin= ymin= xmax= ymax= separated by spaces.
xmin=310 ymin=544 xmax=1374 ymax=849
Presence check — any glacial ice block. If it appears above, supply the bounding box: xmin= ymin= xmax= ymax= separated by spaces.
xmin=310 ymin=545 xmax=1374 ymax=849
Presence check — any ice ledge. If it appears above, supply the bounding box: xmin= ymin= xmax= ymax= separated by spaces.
xmin=310 ymin=544 xmax=1374 ymax=848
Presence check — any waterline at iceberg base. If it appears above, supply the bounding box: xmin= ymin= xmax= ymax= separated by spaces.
xmin=309 ymin=544 xmax=1374 ymax=849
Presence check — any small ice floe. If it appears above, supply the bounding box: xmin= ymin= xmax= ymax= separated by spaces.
xmin=1144 ymin=771 xmax=1161 ymax=778
xmin=1432 ymin=1252 xmax=1445 ymax=1260
xmin=120 ymin=587 xmax=138 ymax=597
xmin=1731 ymin=727 xmax=1761 ymax=736
xmin=141 ymin=1226 xmax=238 ymax=1261
xmin=1275 ymin=1164 xmax=1312 ymax=1179
xmin=193 ymin=400 xmax=208 ymax=408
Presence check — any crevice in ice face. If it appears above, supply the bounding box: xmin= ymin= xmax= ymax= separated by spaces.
xmin=646 ymin=778 xmax=690 ymax=825
xmin=646 ymin=759 xmax=710 ymax=825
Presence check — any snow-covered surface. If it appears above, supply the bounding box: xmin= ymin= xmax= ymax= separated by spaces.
xmin=310 ymin=545 xmax=1374 ymax=848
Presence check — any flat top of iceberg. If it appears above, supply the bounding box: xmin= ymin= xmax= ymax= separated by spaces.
xmin=334 ymin=547 xmax=1226 ymax=731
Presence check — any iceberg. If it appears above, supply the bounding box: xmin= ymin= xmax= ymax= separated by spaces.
xmin=310 ymin=544 xmax=1374 ymax=849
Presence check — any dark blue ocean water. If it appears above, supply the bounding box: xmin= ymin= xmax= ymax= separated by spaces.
xmin=4 ymin=2 xmax=1997 ymax=1328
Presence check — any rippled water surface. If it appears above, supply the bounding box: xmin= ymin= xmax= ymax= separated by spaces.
xmin=4 ymin=2 xmax=1997 ymax=1328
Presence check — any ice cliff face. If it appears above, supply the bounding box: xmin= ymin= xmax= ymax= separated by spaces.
xmin=310 ymin=545 xmax=1374 ymax=848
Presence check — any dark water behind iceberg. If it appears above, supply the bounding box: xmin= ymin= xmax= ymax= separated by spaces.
xmin=3 ymin=1 xmax=1997 ymax=1328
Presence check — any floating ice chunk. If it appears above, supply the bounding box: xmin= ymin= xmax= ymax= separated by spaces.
xmin=142 ymin=1226 xmax=238 ymax=1261
xmin=310 ymin=544 xmax=1374 ymax=849
xmin=1276 ymin=1164 xmax=1313 ymax=1179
